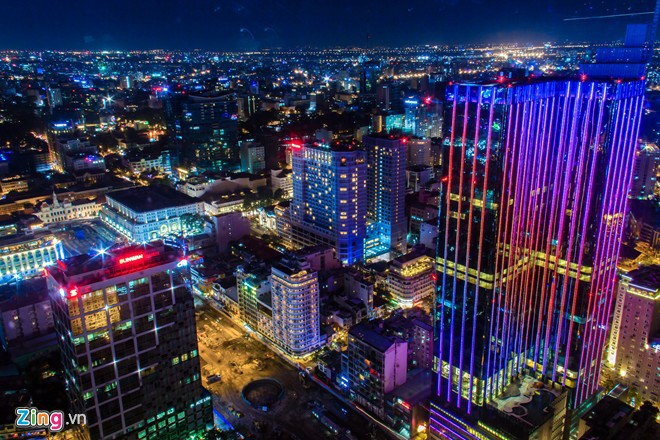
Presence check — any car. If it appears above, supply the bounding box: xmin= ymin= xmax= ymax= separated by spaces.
xmin=207 ymin=374 xmax=221 ymax=384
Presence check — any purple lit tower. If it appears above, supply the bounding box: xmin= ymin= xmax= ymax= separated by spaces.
xmin=430 ymin=55 xmax=646 ymax=440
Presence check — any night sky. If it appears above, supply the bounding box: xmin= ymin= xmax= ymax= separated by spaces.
xmin=0 ymin=0 xmax=656 ymax=50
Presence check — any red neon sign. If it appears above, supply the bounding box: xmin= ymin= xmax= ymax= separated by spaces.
xmin=119 ymin=253 xmax=144 ymax=265
xmin=69 ymin=289 xmax=78 ymax=298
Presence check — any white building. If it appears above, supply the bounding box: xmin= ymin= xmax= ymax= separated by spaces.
xmin=0 ymin=232 xmax=63 ymax=282
xmin=101 ymin=185 xmax=204 ymax=243
xmin=270 ymin=169 xmax=293 ymax=198
xmin=387 ymin=251 xmax=435 ymax=308
xmin=607 ymin=265 xmax=660 ymax=405
xmin=36 ymin=192 xmax=102 ymax=224
xmin=271 ymin=258 xmax=321 ymax=357
xmin=125 ymin=149 xmax=172 ymax=175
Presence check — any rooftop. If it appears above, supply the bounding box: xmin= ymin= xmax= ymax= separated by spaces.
xmin=349 ymin=321 xmax=404 ymax=353
xmin=622 ymin=265 xmax=660 ymax=291
xmin=47 ymin=241 xmax=183 ymax=290
xmin=107 ymin=184 xmax=200 ymax=212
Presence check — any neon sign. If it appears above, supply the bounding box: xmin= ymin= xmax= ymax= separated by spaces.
xmin=119 ymin=254 xmax=144 ymax=264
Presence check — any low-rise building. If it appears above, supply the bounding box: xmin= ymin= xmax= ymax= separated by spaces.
xmin=124 ymin=146 xmax=172 ymax=175
xmin=0 ymin=176 xmax=29 ymax=195
xmin=271 ymin=169 xmax=293 ymax=199
xmin=386 ymin=249 xmax=435 ymax=308
xmin=35 ymin=192 xmax=103 ymax=224
xmin=0 ymin=231 xmax=63 ymax=283
xmin=101 ymin=184 xmax=204 ymax=243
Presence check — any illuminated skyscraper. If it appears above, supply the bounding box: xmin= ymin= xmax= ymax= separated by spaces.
xmin=270 ymin=257 xmax=321 ymax=357
xmin=431 ymin=76 xmax=645 ymax=439
xmin=290 ymin=142 xmax=367 ymax=265
xmin=47 ymin=242 xmax=212 ymax=439
xmin=364 ymin=134 xmax=407 ymax=258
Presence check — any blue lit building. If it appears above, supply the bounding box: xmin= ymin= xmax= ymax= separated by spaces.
xmin=290 ymin=142 xmax=367 ymax=265
xmin=363 ymin=134 xmax=407 ymax=258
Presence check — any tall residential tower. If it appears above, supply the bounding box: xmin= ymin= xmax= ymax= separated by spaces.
xmin=363 ymin=134 xmax=408 ymax=258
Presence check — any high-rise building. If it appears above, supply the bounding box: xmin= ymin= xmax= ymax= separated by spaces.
xmin=607 ymin=265 xmax=660 ymax=405
xmin=290 ymin=142 xmax=367 ymax=265
xmin=432 ymin=76 xmax=644 ymax=439
xmin=407 ymin=137 xmax=432 ymax=167
xmin=166 ymin=92 xmax=239 ymax=172
xmin=270 ymin=257 xmax=321 ymax=357
xmin=363 ymin=134 xmax=407 ymax=258
xmin=239 ymin=141 xmax=265 ymax=174
xmin=630 ymin=142 xmax=659 ymax=199
xmin=342 ymin=321 xmax=408 ymax=418
xmin=236 ymin=263 xmax=271 ymax=332
xmin=46 ymin=242 xmax=212 ymax=439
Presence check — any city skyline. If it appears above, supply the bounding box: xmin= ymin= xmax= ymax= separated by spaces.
xmin=0 ymin=2 xmax=658 ymax=439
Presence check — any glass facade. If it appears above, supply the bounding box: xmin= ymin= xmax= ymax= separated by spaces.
xmin=48 ymin=243 xmax=212 ymax=439
xmin=434 ymin=79 xmax=645 ymax=420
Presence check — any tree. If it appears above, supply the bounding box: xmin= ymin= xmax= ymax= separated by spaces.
xmin=180 ymin=213 xmax=205 ymax=235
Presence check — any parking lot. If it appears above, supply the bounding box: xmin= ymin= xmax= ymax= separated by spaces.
xmin=196 ymin=304 xmax=388 ymax=440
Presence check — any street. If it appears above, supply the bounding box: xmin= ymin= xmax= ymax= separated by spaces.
xmin=195 ymin=304 xmax=391 ymax=440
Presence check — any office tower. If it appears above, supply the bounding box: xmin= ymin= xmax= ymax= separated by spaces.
xmin=342 ymin=321 xmax=408 ymax=418
xmin=239 ymin=141 xmax=265 ymax=174
xmin=290 ymin=142 xmax=367 ymax=265
xmin=404 ymin=97 xmax=443 ymax=139
xmin=270 ymin=257 xmax=321 ymax=356
xmin=119 ymin=75 xmax=133 ymax=90
xmin=630 ymin=143 xmax=659 ymax=199
xmin=46 ymin=242 xmax=212 ymax=439
xmin=387 ymin=250 xmax=435 ymax=308
xmin=607 ymin=265 xmax=660 ymax=404
xmin=432 ymin=75 xmax=644 ymax=440
xmin=166 ymin=91 xmax=239 ymax=172
xmin=236 ymin=263 xmax=271 ymax=331
xmin=47 ymin=86 xmax=63 ymax=109
xmin=237 ymin=95 xmax=257 ymax=121
xmin=407 ymin=138 xmax=432 ymax=167
xmin=363 ymin=134 xmax=407 ymax=258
